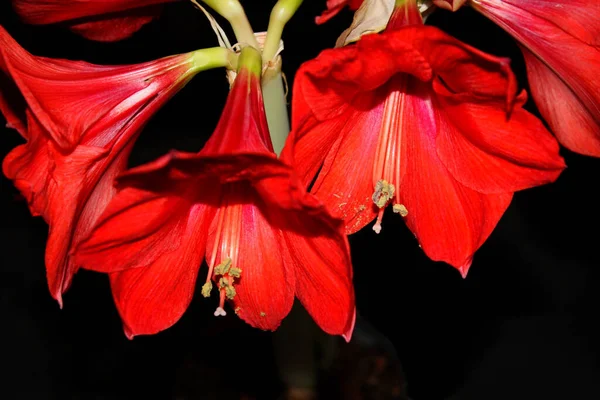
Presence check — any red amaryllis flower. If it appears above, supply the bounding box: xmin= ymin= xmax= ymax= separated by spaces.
xmin=466 ymin=0 xmax=600 ymax=156
xmin=317 ymin=0 xmax=364 ymax=24
xmin=0 ymin=25 xmax=225 ymax=305
xmin=12 ymin=0 xmax=176 ymax=42
xmin=291 ymin=0 xmax=565 ymax=275
xmin=74 ymin=48 xmax=355 ymax=340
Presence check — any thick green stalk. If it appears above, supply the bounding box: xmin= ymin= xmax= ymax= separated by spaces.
xmin=262 ymin=62 xmax=289 ymax=156
xmin=263 ymin=0 xmax=304 ymax=62
xmin=201 ymin=0 xmax=259 ymax=48
xmin=190 ymin=47 xmax=238 ymax=73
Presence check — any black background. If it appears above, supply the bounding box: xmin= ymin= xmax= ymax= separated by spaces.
xmin=1 ymin=1 xmax=599 ymax=399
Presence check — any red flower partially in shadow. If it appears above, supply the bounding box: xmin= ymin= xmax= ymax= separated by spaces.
xmin=74 ymin=48 xmax=356 ymax=340
xmin=0 ymin=25 xmax=217 ymax=305
xmin=291 ymin=0 xmax=565 ymax=276
xmin=11 ymin=0 xmax=177 ymax=41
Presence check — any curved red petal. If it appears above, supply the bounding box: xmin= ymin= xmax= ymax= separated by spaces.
xmin=398 ymin=81 xmax=513 ymax=269
xmin=13 ymin=0 xmax=171 ymax=23
xmin=301 ymin=107 xmax=381 ymax=234
xmin=74 ymin=188 xmax=205 ymax=273
xmin=108 ymin=205 xmax=208 ymax=337
xmin=2 ymin=114 xmax=129 ymax=304
xmin=67 ymin=6 xmax=162 ymax=42
xmin=436 ymin=91 xmax=565 ymax=194
xmin=498 ymin=0 xmax=600 ymax=46
xmin=472 ymin=0 xmax=600 ymax=157
xmin=520 ymin=46 xmax=600 ymax=156
xmin=283 ymin=230 xmax=355 ymax=340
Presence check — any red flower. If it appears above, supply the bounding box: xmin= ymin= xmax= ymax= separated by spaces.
xmin=317 ymin=0 xmax=364 ymax=24
xmin=74 ymin=48 xmax=356 ymax=340
xmin=291 ymin=0 xmax=565 ymax=275
xmin=469 ymin=0 xmax=600 ymax=156
xmin=0 ymin=25 xmax=218 ymax=305
xmin=11 ymin=0 xmax=176 ymax=42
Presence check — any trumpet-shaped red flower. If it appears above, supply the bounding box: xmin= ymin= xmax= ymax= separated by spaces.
xmin=291 ymin=0 xmax=565 ymax=275
xmin=317 ymin=0 xmax=364 ymax=24
xmin=0 ymin=25 xmax=220 ymax=305
xmin=466 ymin=0 xmax=600 ymax=156
xmin=12 ymin=0 xmax=176 ymax=41
xmin=74 ymin=48 xmax=356 ymax=340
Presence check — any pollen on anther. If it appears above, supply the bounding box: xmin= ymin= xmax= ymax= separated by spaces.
xmin=372 ymin=180 xmax=395 ymax=208
xmin=214 ymin=258 xmax=232 ymax=275
xmin=393 ymin=204 xmax=408 ymax=217
xmin=201 ymin=282 xmax=213 ymax=298
xmin=225 ymin=285 xmax=236 ymax=300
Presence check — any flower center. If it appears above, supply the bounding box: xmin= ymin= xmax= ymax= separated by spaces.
xmin=202 ymin=186 xmax=244 ymax=316
xmin=371 ymin=85 xmax=409 ymax=233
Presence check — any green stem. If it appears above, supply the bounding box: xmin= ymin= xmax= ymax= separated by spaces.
xmin=263 ymin=0 xmax=304 ymax=62
xmin=190 ymin=47 xmax=238 ymax=74
xmin=201 ymin=0 xmax=259 ymax=48
xmin=237 ymin=47 xmax=262 ymax=76
xmin=262 ymin=64 xmax=289 ymax=156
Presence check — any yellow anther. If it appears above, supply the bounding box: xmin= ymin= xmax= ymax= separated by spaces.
xmin=214 ymin=258 xmax=232 ymax=275
xmin=229 ymin=267 xmax=242 ymax=279
xmin=225 ymin=285 xmax=237 ymax=300
xmin=372 ymin=180 xmax=395 ymax=208
xmin=201 ymin=281 xmax=213 ymax=298
xmin=393 ymin=204 xmax=408 ymax=217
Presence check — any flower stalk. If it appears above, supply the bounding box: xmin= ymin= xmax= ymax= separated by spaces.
xmin=201 ymin=0 xmax=259 ymax=48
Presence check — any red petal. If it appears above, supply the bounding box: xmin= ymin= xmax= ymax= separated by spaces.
xmin=283 ymin=230 xmax=355 ymax=340
xmin=2 ymin=114 xmax=120 ymax=305
xmin=108 ymin=204 xmax=208 ymax=337
xmin=472 ymin=0 xmax=600 ymax=156
xmin=498 ymin=0 xmax=600 ymax=46
xmin=398 ymin=80 xmax=513 ymax=269
xmin=74 ymin=188 xmax=204 ymax=273
xmin=520 ymin=47 xmax=600 ymax=156
xmin=68 ymin=6 xmax=163 ymax=42
xmin=294 ymin=106 xmax=381 ymax=234
xmin=12 ymin=0 xmax=174 ymax=41
xmin=207 ymin=200 xmax=295 ymax=331
xmin=435 ymin=91 xmax=565 ymax=193
xmin=0 ymin=26 xmax=195 ymax=151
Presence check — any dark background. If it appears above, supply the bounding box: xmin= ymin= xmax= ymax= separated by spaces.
xmin=1 ymin=1 xmax=599 ymax=399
